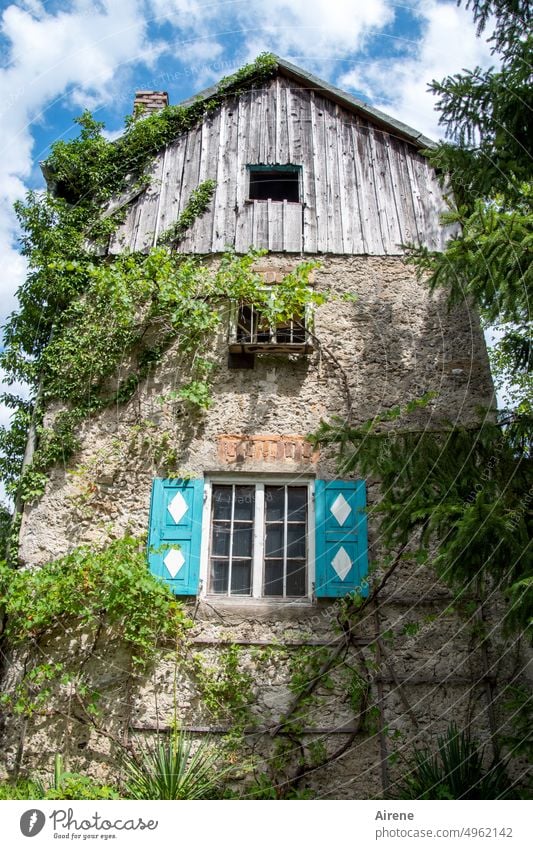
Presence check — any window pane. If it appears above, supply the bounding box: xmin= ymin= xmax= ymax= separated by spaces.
xmin=233 ymin=524 xmax=253 ymax=558
xmin=211 ymin=559 xmax=229 ymax=594
xmin=212 ymin=485 xmax=232 ymax=520
xmin=234 ymin=486 xmax=255 ymax=521
xmin=264 ymin=560 xmax=284 ymax=596
xmin=286 ymin=560 xmax=306 ymax=597
xmin=288 ymin=487 xmax=307 ymax=521
xmin=231 ymin=560 xmax=252 ymax=595
xmin=265 ymin=524 xmax=283 ymax=557
xmin=265 ymin=486 xmax=284 ymax=521
xmin=287 ymin=524 xmax=306 ymax=558
xmin=212 ymin=522 xmax=230 ymax=557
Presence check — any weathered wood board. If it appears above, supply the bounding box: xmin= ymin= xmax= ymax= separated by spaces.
xmin=109 ymin=76 xmax=456 ymax=256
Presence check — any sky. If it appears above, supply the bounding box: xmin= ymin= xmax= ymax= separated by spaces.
xmin=0 ymin=0 xmax=496 ymax=498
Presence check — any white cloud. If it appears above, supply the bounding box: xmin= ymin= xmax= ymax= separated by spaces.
xmin=339 ymin=0 xmax=495 ymax=139
xmin=237 ymin=0 xmax=394 ymax=70
xmin=0 ymin=0 xmax=163 ymax=329
xmin=0 ymin=0 xmax=164 ymax=481
xmin=147 ymin=0 xmax=396 ymax=87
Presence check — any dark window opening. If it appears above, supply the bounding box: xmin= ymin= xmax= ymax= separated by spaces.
xmin=248 ymin=166 xmax=300 ymax=202
xmin=228 ymin=351 xmax=255 ymax=369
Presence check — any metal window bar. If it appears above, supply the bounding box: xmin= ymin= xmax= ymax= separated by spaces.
xmin=234 ymin=302 xmax=308 ymax=346
xmin=227 ymin=484 xmax=235 ymax=595
xmin=283 ymin=485 xmax=288 ymax=597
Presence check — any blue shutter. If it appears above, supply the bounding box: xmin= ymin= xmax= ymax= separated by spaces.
xmin=148 ymin=478 xmax=204 ymax=595
xmin=314 ymin=480 xmax=369 ymax=598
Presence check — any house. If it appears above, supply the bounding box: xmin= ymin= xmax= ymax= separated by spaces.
xmin=3 ymin=58 xmax=502 ymax=798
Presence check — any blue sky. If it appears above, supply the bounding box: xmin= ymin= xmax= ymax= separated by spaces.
xmin=0 ymin=0 xmax=495 ymax=449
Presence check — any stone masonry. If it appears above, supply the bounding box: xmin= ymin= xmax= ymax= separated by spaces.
xmin=2 ymin=253 xmax=519 ymax=799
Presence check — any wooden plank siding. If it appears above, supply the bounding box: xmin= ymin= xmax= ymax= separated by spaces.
xmin=108 ymin=76 xmax=455 ymax=256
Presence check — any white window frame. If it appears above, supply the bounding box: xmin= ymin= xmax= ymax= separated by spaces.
xmin=199 ymin=475 xmax=315 ymax=601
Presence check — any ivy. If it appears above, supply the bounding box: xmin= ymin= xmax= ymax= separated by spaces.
xmin=0 ymin=53 xmax=281 ymax=517
xmin=44 ymin=54 xmax=278 ymax=209
xmin=159 ymin=179 xmax=216 ymax=245
xmin=191 ymin=644 xmax=257 ymax=737
xmin=7 ymin=248 xmax=320 ymax=510
xmin=0 ymin=537 xmax=191 ymax=671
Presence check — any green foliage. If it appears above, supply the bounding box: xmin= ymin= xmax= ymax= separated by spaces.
xmin=123 ymin=731 xmax=225 ymax=800
xmin=192 ymin=644 xmax=256 ymax=734
xmin=395 ymin=723 xmax=514 ymax=800
xmin=0 ymin=502 xmax=11 ymax=560
xmin=0 ymin=779 xmax=44 ymax=800
xmin=412 ymin=0 xmax=532 ymax=413
xmin=44 ymin=774 xmax=120 ymax=800
xmin=0 ymin=537 xmax=190 ymax=666
xmin=2 ymin=244 xmax=319 ymax=509
xmin=44 ymin=55 xmax=277 ymax=209
xmin=0 ymin=537 xmax=192 ymax=717
xmin=0 ymin=54 xmax=281 ymax=516
xmin=46 ymin=756 xmax=120 ymax=800
xmin=500 ymin=685 xmax=533 ymax=763
xmin=0 ymin=754 xmax=120 ymax=800
xmin=314 ymin=0 xmax=532 ymax=642
xmin=0 ymin=773 xmax=120 ymax=800
xmin=159 ymin=180 xmax=216 ymax=244
xmin=314 ymin=412 xmax=532 ymax=637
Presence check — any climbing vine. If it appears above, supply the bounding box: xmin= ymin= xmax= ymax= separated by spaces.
xmin=0 ymin=537 xmax=192 ymax=717
xmin=0 ymin=53 xmax=325 ymax=523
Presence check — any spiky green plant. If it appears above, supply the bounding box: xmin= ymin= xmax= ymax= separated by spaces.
xmin=396 ymin=724 xmax=514 ymax=800
xmin=123 ymin=732 xmax=226 ymax=800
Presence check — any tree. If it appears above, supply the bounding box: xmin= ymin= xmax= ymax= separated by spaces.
xmin=418 ymin=0 xmax=532 ymax=412
xmin=315 ymin=0 xmax=532 ymax=636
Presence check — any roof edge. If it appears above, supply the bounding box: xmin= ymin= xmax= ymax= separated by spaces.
xmin=179 ymin=55 xmax=437 ymax=151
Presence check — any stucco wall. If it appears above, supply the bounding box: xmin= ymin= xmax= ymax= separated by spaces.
xmin=2 ymin=253 xmax=514 ymax=798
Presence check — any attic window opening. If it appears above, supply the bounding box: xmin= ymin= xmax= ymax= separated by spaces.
xmin=247 ymin=165 xmax=301 ymax=203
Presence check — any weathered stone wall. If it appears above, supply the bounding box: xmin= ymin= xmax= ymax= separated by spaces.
xmin=18 ymin=254 xmax=494 ymax=565
xmin=2 ymin=253 xmax=517 ymax=798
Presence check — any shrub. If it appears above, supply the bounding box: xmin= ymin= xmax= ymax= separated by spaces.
xmin=396 ymin=723 xmax=514 ymax=800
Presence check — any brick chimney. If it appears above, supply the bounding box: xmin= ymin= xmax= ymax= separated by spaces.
xmin=133 ymin=91 xmax=169 ymax=117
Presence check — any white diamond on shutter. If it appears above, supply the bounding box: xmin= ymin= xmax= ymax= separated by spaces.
xmin=330 ymin=493 xmax=351 ymax=526
xmin=163 ymin=548 xmax=185 ymax=578
xmin=167 ymin=492 xmax=188 ymax=524
xmin=331 ymin=546 xmax=352 ymax=581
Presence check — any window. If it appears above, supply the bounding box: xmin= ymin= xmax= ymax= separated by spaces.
xmin=228 ymin=290 xmax=313 ymax=357
xmin=247 ymin=165 xmax=301 ymax=203
xmin=235 ymin=303 xmax=308 ymax=346
xmin=206 ymin=481 xmax=312 ymax=599
xmin=148 ymin=477 xmax=368 ymax=600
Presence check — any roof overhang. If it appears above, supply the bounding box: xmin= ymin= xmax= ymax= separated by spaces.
xmin=180 ymin=55 xmax=437 ymax=151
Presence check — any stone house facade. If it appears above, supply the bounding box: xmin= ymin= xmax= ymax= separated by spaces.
xmin=2 ymin=59 xmax=511 ymax=798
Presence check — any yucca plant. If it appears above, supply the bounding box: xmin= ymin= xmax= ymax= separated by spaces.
xmin=396 ymin=723 xmax=513 ymax=800
xmin=123 ymin=732 xmax=226 ymax=800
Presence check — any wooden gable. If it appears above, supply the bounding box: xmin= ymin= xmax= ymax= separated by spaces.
xmin=109 ymin=68 xmax=455 ymax=256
